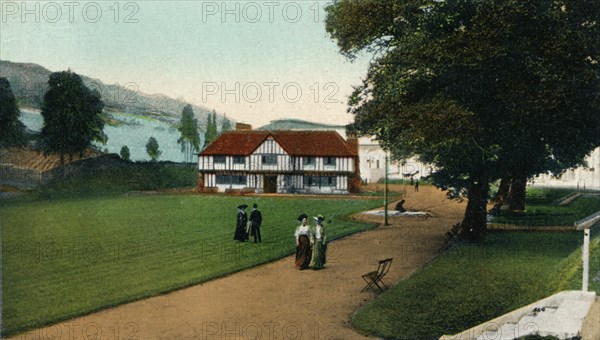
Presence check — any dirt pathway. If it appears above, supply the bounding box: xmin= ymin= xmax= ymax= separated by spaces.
xmin=12 ymin=186 xmax=465 ymax=340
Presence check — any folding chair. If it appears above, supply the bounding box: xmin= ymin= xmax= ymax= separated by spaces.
xmin=361 ymin=258 xmax=393 ymax=293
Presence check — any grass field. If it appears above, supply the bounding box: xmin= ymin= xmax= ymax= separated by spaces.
xmin=1 ymin=194 xmax=381 ymax=336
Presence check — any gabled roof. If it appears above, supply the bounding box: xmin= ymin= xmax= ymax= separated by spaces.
xmin=200 ymin=130 xmax=357 ymax=157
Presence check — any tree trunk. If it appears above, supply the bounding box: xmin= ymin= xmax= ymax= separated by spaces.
xmin=508 ymin=175 xmax=527 ymax=211
xmin=460 ymin=173 xmax=489 ymax=241
xmin=492 ymin=177 xmax=511 ymax=205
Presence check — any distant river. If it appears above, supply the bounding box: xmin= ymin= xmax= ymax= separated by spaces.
xmin=19 ymin=109 xmax=202 ymax=163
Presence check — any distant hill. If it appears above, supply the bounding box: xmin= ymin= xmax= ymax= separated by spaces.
xmin=258 ymin=119 xmax=347 ymax=132
xmin=0 ymin=60 xmax=232 ymax=130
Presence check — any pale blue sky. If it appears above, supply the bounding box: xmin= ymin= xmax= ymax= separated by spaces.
xmin=1 ymin=1 xmax=371 ymax=126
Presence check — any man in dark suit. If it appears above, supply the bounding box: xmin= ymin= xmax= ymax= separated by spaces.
xmin=249 ymin=203 xmax=262 ymax=243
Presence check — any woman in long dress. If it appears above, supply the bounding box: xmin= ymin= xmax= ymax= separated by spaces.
xmin=310 ymin=215 xmax=327 ymax=270
xmin=233 ymin=204 xmax=249 ymax=242
xmin=294 ymin=213 xmax=312 ymax=270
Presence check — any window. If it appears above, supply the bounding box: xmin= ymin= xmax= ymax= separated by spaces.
xmin=216 ymin=175 xmax=247 ymax=185
xmin=214 ymin=156 xmax=226 ymax=164
xmin=324 ymin=157 xmax=337 ymax=167
xmin=303 ymin=157 xmax=315 ymax=166
xmin=233 ymin=156 xmax=246 ymax=165
xmin=262 ymin=155 xmax=277 ymax=165
xmin=303 ymin=176 xmax=337 ymax=187
xmin=326 ymin=176 xmax=337 ymax=186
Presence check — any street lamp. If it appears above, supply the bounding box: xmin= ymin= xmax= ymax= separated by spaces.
xmin=384 ymin=154 xmax=389 ymax=226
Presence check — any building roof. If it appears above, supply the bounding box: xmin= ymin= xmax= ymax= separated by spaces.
xmin=200 ymin=130 xmax=357 ymax=157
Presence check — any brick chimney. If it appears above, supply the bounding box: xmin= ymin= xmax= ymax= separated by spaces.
xmin=235 ymin=123 xmax=252 ymax=131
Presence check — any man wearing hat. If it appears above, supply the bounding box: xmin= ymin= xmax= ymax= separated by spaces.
xmin=234 ymin=204 xmax=249 ymax=242
xmin=249 ymin=203 xmax=262 ymax=243
xmin=310 ymin=215 xmax=327 ymax=270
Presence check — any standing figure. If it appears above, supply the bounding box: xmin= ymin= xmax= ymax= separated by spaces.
xmin=310 ymin=215 xmax=327 ymax=270
xmin=233 ymin=204 xmax=249 ymax=242
xmin=294 ymin=213 xmax=312 ymax=270
xmin=249 ymin=203 xmax=262 ymax=243
xmin=415 ymin=179 xmax=419 ymax=192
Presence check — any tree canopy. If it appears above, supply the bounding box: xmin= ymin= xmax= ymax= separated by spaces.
xmin=146 ymin=136 xmax=161 ymax=161
xmin=221 ymin=114 xmax=232 ymax=132
xmin=120 ymin=145 xmax=131 ymax=162
xmin=326 ymin=0 xmax=600 ymax=240
xmin=203 ymin=110 xmax=219 ymax=149
xmin=40 ymin=71 xmax=106 ymax=162
xmin=0 ymin=77 xmax=25 ymax=146
xmin=177 ymin=104 xmax=201 ymax=163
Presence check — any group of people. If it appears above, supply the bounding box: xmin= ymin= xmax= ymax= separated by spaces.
xmin=232 ymin=205 xmax=328 ymax=270
xmin=294 ymin=213 xmax=327 ymax=270
xmin=233 ymin=203 xmax=263 ymax=243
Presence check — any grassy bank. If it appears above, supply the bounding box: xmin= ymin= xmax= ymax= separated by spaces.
xmin=25 ymin=161 xmax=198 ymax=200
xmin=1 ymin=195 xmax=380 ymax=336
xmin=493 ymin=188 xmax=600 ymax=227
xmin=352 ymin=230 xmax=596 ymax=339
xmin=352 ymin=187 xmax=600 ymax=339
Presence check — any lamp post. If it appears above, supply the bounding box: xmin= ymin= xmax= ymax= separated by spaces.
xmin=575 ymin=210 xmax=600 ymax=292
xmin=384 ymin=154 xmax=389 ymax=226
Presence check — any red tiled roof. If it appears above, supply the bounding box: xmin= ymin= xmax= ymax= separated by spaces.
xmin=200 ymin=130 xmax=357 ymax=157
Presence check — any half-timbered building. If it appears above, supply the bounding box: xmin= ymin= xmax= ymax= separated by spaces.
xmin=198 ymin=130 xmax=359 ymax=194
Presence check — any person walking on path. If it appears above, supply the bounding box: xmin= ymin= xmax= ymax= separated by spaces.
xmin=310 ymin=215 xmax=327 ymax=270
xmin=234 ymin=204 xmax=249 ymax=242
xmin=249 ymin=203 xmax=262 ymax=243
xmin=294 ymin=213 xmax=312 ymax=270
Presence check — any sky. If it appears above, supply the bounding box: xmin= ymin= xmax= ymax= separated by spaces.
xmin=0 ymin=0 xmax=372 ymax=127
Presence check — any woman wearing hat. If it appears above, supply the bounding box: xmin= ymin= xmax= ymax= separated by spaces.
xmin=234 ymin=204 xmax=249 ymax=242
xmin=294 ymin=213 xmax=312 ymax=270
xmin=310 ymin=215 xmax=327 ymax=270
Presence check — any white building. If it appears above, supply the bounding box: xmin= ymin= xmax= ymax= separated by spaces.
xmin=532 ymin=147 xmax=600 ymax=190
xmin=358 ymin=136 xmax=432 ymax=183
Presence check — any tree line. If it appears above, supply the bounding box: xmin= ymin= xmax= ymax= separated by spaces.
xmin=0 ymin=71 xmax=230 ymax=163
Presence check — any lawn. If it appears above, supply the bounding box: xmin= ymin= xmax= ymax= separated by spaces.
xmin=492 ymin=188 xmax=600 ymax=227
xmin=352 ymin=230 xmax=596 ymax=339
xmin=1 ymin=194 xmax=381 ymax=336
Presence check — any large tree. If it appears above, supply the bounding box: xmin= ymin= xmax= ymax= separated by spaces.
xmin=177 ymin=104 xmax=201 ymax=163
xmin=326 ymin=0 xmax=600 ymax=240
xmin=40 ymin=71 xmax=106 ymax=162
xmin=146 ymin=137 xmax=162 ymax=161
xmin=203 ymin=110 xmax=219 ymax=149
xmin=221 ymin=113 xmax=232 ymax=132
xmin=0 ymin=77 xmax=25 ymax=146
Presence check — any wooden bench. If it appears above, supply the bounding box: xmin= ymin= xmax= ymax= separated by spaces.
xmin=361 ymin=258 xmax=393 ymax=293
